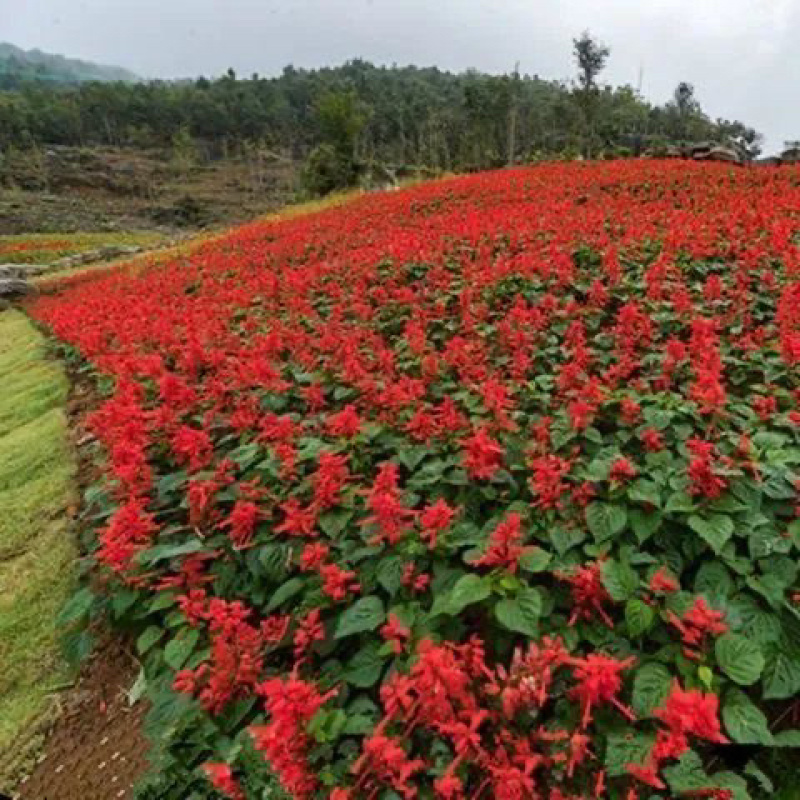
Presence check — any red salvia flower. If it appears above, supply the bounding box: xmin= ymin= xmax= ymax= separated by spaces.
xmin=569 ymin=653 xmax=636 ymax=728
xmin=462 ymin=426 xmax=505 ymax=480
xmin=472 ymin=512 xmax=530 ymax=573
xmin=381 ymin=613 xmax=412 ymax=654
xmin=203 ymin=763 xmax=245 ymax=800
xmin=419 ymin=498 xmax=457 ymax=549
xmin=649 ymin=568 xmax=679 ymax=594
xmin=558 ymin=561 xmax=614 ymax=628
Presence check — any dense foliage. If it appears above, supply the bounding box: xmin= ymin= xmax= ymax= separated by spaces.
xmin=31 ymin=161 xmax=800 ymax=799
xmin=1 ymin=59 xmax=761 ymax=170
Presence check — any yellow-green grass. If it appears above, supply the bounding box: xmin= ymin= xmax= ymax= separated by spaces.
xmin=0 ymin=311 xmax=76 ymax=760
xmin=0 ymin=230 xmax=164 ymax=265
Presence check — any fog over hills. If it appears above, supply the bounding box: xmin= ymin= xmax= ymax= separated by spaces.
xmin=0 ymin=42 xmax=138 ymax=87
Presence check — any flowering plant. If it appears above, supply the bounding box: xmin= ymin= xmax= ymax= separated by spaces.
xmin=32 ymin=160 xmax=800 ymax=799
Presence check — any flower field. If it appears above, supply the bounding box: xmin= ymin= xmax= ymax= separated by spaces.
xmin=28 ymin=160 xmax=800 ymax=799
xmin=0 ymin=231 xmax=162 ymax=265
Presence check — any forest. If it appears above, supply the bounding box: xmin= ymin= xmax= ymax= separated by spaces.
xmin=0 ymin=36 xmax=763 ymax=181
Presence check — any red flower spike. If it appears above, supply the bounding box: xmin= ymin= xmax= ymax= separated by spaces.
xmin=569 ymin=653 xmax=636 ymax=728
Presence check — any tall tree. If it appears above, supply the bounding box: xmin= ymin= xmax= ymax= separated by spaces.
xmin=672 ymin=82 xmax=699 ymax=141
xmin=572 ymin=31 xmax=610 ymax=156
xmin=315 ymin=89 xmax=366 ymax=158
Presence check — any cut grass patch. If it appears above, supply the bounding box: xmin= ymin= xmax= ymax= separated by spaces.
xmin=0 ymin=311 xmax=76 ymax=764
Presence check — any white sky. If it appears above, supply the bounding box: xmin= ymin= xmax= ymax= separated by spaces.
xmin=2 ymin=0 xmax=796 ymax=153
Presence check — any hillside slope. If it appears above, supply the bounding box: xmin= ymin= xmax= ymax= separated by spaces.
xmin=0 ymin=42 xmax=137 ymax=87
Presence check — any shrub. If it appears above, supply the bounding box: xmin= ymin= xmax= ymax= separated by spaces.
xmin=31 ymin=160 xmax=800 ymax=799
xmin=302 ymin=144 xmax=358 ymax=197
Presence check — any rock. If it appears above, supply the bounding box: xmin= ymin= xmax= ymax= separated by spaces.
xmin=0 ymin=264 xmax=49 ymax=279
xmin=0 ymin=278 xmax=34 ymax=298
xmin=98 ymin=245 xmax=126 ymax=259
xmin=689 ymin=142 xmax=715 ymax=158
xmin=692 ymin=145 xmax=742 ymax=165
xmin=781 ymin=147 xmax=800 ymax=164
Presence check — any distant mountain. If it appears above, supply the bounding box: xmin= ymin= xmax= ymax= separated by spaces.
xmin=0 ymin=42 xmax=138 ymax=88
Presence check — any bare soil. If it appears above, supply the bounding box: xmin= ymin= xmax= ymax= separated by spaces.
xmin=0 ymin=145 xmax=298 ymax=236
xmin=15 ymin=639 xmax=149 ymax=800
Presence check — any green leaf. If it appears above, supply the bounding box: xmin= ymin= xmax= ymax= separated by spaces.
xmin=110 ymin=588 xmax=139 ymax=618
xmin=266 ymin=577 xmax=305 ymax=612
xmin=335 ymin=596 xmax=385 ymax=639
xmin=665 ymin=491 xmax=695 ymax=513
xmin=772 ymin=729 xmax=800 ymax=747
xmin=744 ymin=760 xmax=774 ymax=793
xmin=343 ymin=644 xmax=386 ymax=688
xmin=586 ymin=502 xmax=627 ymax=541
xmin=342 ymin=714 xmax=375 ymax=736
xmin=495 ymin=589 xmax=541 ymax=637
xmin=625 ymin=597 xmax=655 ymax=638
xmin=57 ymin=587 xmax=94 ymax=626
xmin=632 ymin=662 xmax=673 ymax=716
xmin=715 ymin=634 xmax=765 ymax=686
xmin=257 ymin=542 xmax=290 ymax=582
xmin=318 ymin=509 xmax=353 ymax=538
xmin=695 ymin=562 xmax=733 ymax=597
xmin=550 ymin=525 xmax=585 ymax=555
xmin=698 ymin=666 xmax=714 ymax=689
xmin=147 ymin=591 xmax=177 ymax=613
xmin=136 ymin=626 xmax=163 ymax=654
xmin=602 ymin=559 xmax=639 ymax=602
xmin=518 ymin=548 xmax=551 ymax=573
xmin=688 ymin=513 xmax=734 ymax=554
xmin=397 ymin=446 xmax=428 ymax=471
xmin=763 ymin=652 xmax=800 ymax=700
xmin=604 ymin=732 xmax=655 ymax=777
xmin=376 ymin=556 xmax=406 ymax=595
xmin=663 ymin=751 xmax=708 ymax=793
xmin=164 ymin=628 xmax=200 ymax=670
xmin=137 ymin=539 xmax=205 ymax=565
xmin=628 ymin=481 xmax=662 ymax=508
xmin=629 ymin=509 xmax=662 ymax=543
xmin=728 ymin=595 xmax=781 ymax=646
xmin=432 ymin=573 xmax=491 ymax=617
xmin=722 ymin=688 xmax=773 ymax=744
xmin=127 ymin=668 xmax=147 ymax=706
xmin=709 ymin=772 xmax=752 ymax=800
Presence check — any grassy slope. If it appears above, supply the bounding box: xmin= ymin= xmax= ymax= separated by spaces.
xmin=0 ymin=310 xmax=76 ymax=757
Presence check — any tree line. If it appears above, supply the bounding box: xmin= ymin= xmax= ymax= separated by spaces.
xmin=0 ymin=33 xmax=762 ymax=191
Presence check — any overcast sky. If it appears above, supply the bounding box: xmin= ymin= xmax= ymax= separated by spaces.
xmin=3 ymin=0 xmax=796 ymax=153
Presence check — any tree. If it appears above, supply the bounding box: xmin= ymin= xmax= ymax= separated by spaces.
xmin=303 ymin=90 xmax=367 ymax=195
xmin=302 ymin=143 xmax=356 ymax=196
xmin=315 ymin=90 xmax=366 ymax=159
xmin=673 ymin=82 xmax=698 ymax=117
xmin=171 ymin=125 xmax=198 ymax=172
xmin=572 ymin=31 xmax=610 ymax=156
xmin=573 ymin=31 xmax=610 ymax=94
xmin=670 ymin=82 xmax=700 ymax=142
xmin=0 ymin=52 xmax=763 ymax=171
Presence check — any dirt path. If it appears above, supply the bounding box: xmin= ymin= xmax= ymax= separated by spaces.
xmin=15 ymin=640 xmax=149 ymax=800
